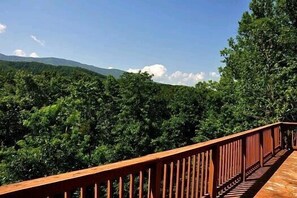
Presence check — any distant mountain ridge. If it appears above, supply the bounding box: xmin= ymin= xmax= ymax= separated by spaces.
xmin=0 ymin=53 xmax=125 ymax=78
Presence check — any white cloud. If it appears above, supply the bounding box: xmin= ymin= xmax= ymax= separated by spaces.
xmin=166 ymin=71 xmax=205 ymax=85
xmin=128 ymin=64 xmax=206 ymax=86
xmin=0 ymin=23 xmax=7 ymax=33
xmin=128 ymin=64 xmax=167 ymax=78
xmin=30 ymin=35 xmax=45 ymax=46
xmin=209 ymin=72 xmax=220 ymax=78
xmin=13 ymin=49 xmax=40 ymax=58
xmin=108 ymin=66 xmax=114 ymax=69
xmin=29 ymin=52 xmax=39 ymax=58
xmin=13 ymin=49 xmax=26 ymax=57
xmin=142 ymin=64 xmax=167 ymax=78
xmin=127 ymin=68 xmax=141 ymax=73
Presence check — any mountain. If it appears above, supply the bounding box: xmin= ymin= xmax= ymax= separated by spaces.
xmin=0 ymin=60 xmax=106 ymax=80
xmin=0 ymin=53 xmax=125 ymax=78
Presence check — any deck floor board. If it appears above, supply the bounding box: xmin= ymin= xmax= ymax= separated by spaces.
xmin=255 ymin=151 xmax=297 ymax=198
xmin=223 ymin=150 xmax=294 ymax=198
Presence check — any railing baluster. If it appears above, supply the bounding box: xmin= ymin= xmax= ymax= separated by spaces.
xmin=242 ymin=136 xmax=246 ymax=181
xmin=107 ymin=180 xmax=112 ymax=198
xmin=227 ymin=143 xmax=230 ymax=181
xmin=162 ymin=164 xmax=168 ymax=198
xmin=230 ymin=142 xmax=233 ymax=179
xmin=64 ymin=191 xmax=71 ymax=198
xmin=195 ymin=153 xmax=200 ymax=198
xmin=169 ymin=162 xmax=174 ymax=198
xmin=191 ymin=155 xmax=196 ymax=198
xmin=175 ymin=160 xmax=180 ymax=198
xmin=234 ymin=141 xmax=237 ymax=177
xmin=237 ymin=140 xmax=240 ymax=175
xmin=94 ymin=183 xmax=99 ymax=198
xmin=130 ymin=174 xmax=134 ymax=198
xmin=243 ymin=137 xmax=247 ymax=167
xmin=200 ymin=152 xmax=205 ymax=197
xmin=260 ymin=131 xmax=264 ymax=167
xmin=181 ymin=158 xmax=186 ymax=198
xmin=229 ymin=142 xmax=233 ymax=180
xmin=204 ymin=151 xmax=209 ymax=194
xmin=221 ymin=145 xmax=225 ymax=185
xmin=119 ymin=176 xmax=123 ymax=198
xmin=80 ymin=186 xmax=86 ymax=198
xmin=139 ymin=171 xmax=143 ymax=198
xmin=234 ymin=141 xmax=237 ymax=176
xmin=216 ymin=146 xmax=220 ymax=186
xmin=250 ymin=135 xmax=252 ymax=167
xmin=235 ymin=141 xmax=238 ymax=176
xmin=186 ymin=156 xmax=191 ymax=198
xmin=256 ymin=134 xmax=258 ymax=164
xmin=147 ymin=168 xmax=151 ymax=198
xmin=225 ymin=144 xmax=228 ymax=182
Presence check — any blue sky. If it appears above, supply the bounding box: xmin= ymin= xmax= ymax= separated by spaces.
xmin=0 ymin=0 xmax=251 ymax=85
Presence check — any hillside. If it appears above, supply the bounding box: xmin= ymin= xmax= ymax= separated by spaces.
xmin=0 ymin=53 xmax=125 ymax=78
xmin=0 ymin=60 xmax=106 ymax=80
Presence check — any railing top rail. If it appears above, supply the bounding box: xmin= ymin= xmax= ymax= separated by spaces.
xmin=281 ymin=122 xmax=297 ymax=126
xmin=0 ymin=121 xmax=293 ymax=196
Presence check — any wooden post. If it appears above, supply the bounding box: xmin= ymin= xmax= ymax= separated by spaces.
xmin=208 ymin=145 xmax=219 ymax=198
xmin=151 ymin=161 xmax=162 ymax=198
xmin=280 ymin=124 xmax=286 ymax=149
xmin=259 ymin=131 xmax=264 ymax=167
xmin=271 ymin=127 xmax=275 ymax=156
xmin=241 ymin=136 xmax=246 ymax=182
xmin=280 ymin=124 xmax=283 ymax=149
xmin=291 ymin=130 xmax=297 ymax=151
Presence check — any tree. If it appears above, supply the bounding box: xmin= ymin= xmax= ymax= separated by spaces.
xmin=111 ymin=72 xmax=164 ymax=161
xmin=156 ymin=86 xmax=205 ymax=150
xmin=216 ymin=0 xmax=297 ymax=132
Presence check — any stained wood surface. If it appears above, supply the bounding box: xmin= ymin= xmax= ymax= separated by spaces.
xmin=255 ymin=151 xmax=297 ymax=198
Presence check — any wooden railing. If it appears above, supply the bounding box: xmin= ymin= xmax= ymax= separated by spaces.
xmin=0 ymin=122 xmax=297 ymax=198
xmin=283 ymin=122 xmax=297 ymax=150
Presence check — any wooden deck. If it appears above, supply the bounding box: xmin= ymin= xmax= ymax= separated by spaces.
xmin=255 ymin=151 xmax=297 ymax=198
xmin=222 ymin=149 xmax=290 ymax=197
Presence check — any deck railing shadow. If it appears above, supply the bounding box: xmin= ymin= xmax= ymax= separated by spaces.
xmin=223 ymin=149 xmax=292 ymax=198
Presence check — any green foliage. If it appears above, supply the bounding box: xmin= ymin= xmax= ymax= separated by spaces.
xmin=112 ymin=72 xmax=164 ymax=160
xmin=0 ymin=62 xmax=205 ymax=185
xmin=197 ymin=0 xmax=297 ymax=136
